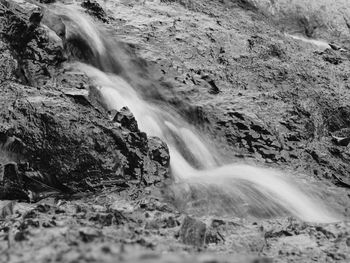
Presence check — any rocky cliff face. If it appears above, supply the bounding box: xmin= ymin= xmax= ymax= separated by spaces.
xmin=1 ymin=0 xmax=350 ymax=263
xmin=111 ymin=0 xmax=350 ymax=189
xmin=0 ymin=0 xmax=170 ymax=201
xmin=249 ymin=0 xmax=350 ymax=47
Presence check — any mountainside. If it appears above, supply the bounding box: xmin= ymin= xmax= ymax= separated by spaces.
xmin=1 ymin=0 xmax=350 ymax=262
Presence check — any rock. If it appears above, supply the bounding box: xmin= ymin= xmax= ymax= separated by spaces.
xmin=329 ymin=42 xmax=342 ymax=51
xmin=148 ymin=136 xmax=170 ymax=167
xmin=64 ymin=89 xmax=91 ymax=106
xmin=331 ymin=128 xmax=350 ymax=146
xmin=0 ymin=201 xmax=15 ymax=219
xmin=81 ymin=0 xmax=108 ymax=23
xmin=0 ymin=80 xmax=168 ymax=196
xmin=110 ymin=199 xmax=135 ymax=214
xmin=205 ymin=228 xmax=224 ymax=244
xmin=201 ymin=75 xmax=220 ymax=94
xmin=89 ymin=212 xmax=114 ymax=226
xmin=323 ymin=52 xmax=343 ymax=65
xmin=78 ymin=227 xmax=102 ymax=242
xmin=211 ymin=219 xmax=226 ymax=228
xmin=0 ymin=0 xmax=66 ymax=86
xmin=112 ymin=107 xmax=139 ymax=132
xmin=42 ymin=9 xmax=66 ymax=40
xmin=0 ymin=41 xmax=18 ymax=82
xmin=0 ymin=163 xmax=28 ymax=200
xmin=179 ymin=216 xmax=207 ymax=247
xmin=14 ymin=230 xmax=27 ymax=242
xmin=29 ymin=10 xmax=43 ymax=25
xmin=346 ymin=237 xmax=350 ymax=247
xmin=39 ymin=0 xmax=55 ymax=3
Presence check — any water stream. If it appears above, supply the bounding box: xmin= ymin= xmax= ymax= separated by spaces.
xmin=50 ymin=3 xmax=339 ymax=223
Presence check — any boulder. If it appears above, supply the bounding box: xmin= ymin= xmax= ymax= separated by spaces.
xmin=112 ymin=107 xmax=139 ymax=133
xmin=179 ymin=216 xmax=207 ymax=247
xmin=0 ymin=81 xmax=169 ymax=199
xmin=148 ymin=136 xmax=170 ymax=167
xmin=0 ymin=0 xmax=66 ymax=86
xmin=81 ymin=0 xmax=108 ymax=23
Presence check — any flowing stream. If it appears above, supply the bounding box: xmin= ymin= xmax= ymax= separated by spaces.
xmin=50 ymin=3 xmax=339 ymax=223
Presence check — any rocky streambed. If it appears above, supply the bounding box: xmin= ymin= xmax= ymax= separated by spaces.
xmin=1 ymin=0 xmax=350 ymax=262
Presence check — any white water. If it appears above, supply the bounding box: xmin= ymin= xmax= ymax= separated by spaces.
xmin=285 ymin=33 xmax=331 ymax=49
xmin=53 ymin=4 xmax=339 ymax=223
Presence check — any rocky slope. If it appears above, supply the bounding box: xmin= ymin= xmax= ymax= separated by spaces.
xmin=0 ymin=0 xmax=170 ymax=201
xmin=249 ymin=0 xmax=350 ymax=47
xmin=1 ymin=0 xmax=350 ymax=262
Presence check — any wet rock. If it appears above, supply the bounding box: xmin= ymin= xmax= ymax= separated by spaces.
xmin=0 ymin=163 xmax=28 ymax=200
xmin=81 ymin=0 xmax=108 ymax=23
xmin=322 ymin=52 xmax=343 ymax=65
xmin=148 ymin=136 xmax=170 ymax=167
xmin=0 ymin=41 xmax=18 ymax=82
xmin=329 ymin=42 xmax=343 ymax=51
xmin=201 ymin=75 xmax=220 ymax=94
xmin=42 ymin=9 xmax=66 ymax=40
xmin=79 ymin=227 xmax=102 ymax=242
xmin=217 ymin=111 xmax=283 ymax=162
xmin=179 ymin=216 xmax=207 ymax=247
xmin=64 ymin=89 xmax=91 ymax=107
xmin=331 ymin=128 xmax=350 ymax=146
xmin=205 ymin=229 xmax=224 ymax=244
xmin=0 ymin=0 xmax=66 ymax=86
xmin=89 ymin=212 xmax=115 ymax=226
xmin=0 ymin=81 xmax=168 ymax=195
xmin=0 ymin=201 xmax=15 ymax=219
xmin=14 ymin=230 xmax=27 ymax=242
xmin=112 ymin=107 xmax=139 ymax=132
xmin=39 ymin=0 xmax=55 ymax=3
xmin=346 ymin=237 xmax=350 ymax=247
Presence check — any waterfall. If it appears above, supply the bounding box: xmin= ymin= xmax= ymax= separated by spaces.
xmin=50 ymin=3 xmax=339 ymax=223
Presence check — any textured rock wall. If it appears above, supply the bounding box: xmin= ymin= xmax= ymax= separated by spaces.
xmin=0 ymin=0 xmax=170 ymax=200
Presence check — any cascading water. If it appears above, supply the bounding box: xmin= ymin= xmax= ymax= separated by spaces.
xmin=50 ymin=3 xmax=339 ymax=223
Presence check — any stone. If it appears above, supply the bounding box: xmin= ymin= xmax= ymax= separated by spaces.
xmin=0 ymin=162 xmax=28 ymax=200
xmin=112 ymin=107 xmax=140 ymax=132
xmin=148 ymin=136 xmax=170 ymax=167
xmin=0 ymin=201 xmax=15 ymax=219
xmin=179 ymin=216 xmax=207 ymax=247
xmin=81 ymin=0 xmax=108 ymax=23
xmin=78 ymin=227 xmax=102 ymax=242
xmin=0 ymin=0 xmax=66 ymax=86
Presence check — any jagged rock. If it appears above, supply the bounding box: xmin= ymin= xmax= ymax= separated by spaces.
xmin=0 ymin=200 xmax=15 ymax=219
xmin=0 ymin=163 xmax=28 ymax=200
xmin=322 ymin=51 xmax=343 ymax=65
xmin=205 ymin=228 xmax=224 ymax=244
xmin=179 ymin=216 xmax=207 ymax=247
xmin=0 ymin=81 xmax=168 ymax=195
xmin=81 ymin=0 xmax=108 ymax=23
xmin=331 ymin=128 xmax=350 ymax=146
xmin=79 ymin=227 xmax=102 ymax=242
xmin=0 ymin=0 xmax=66 ymax=86
xmin=39 ymin=0 xmax=55 ymax=3
xmin=0 ymin=40 xmax=18 ymax=82
xmin=148 ymin=136 xmax=170 ymax=167
xmin=112 ymin=107 xmax=139 ymax=132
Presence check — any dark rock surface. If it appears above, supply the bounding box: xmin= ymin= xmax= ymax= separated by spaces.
xmin=0 ymin=0 xmax=169 ymax=201
xmin=81 ymin=0 xmax=108 ymax=23
xmin=1 ymin=0 xmax=350 ymax=262
xmin=110 ymin=0 xmax=350 ymax=191
xmin=0 ymin=0 xmax=66 ymax=86
xmin=179 ymin=216 xmax=206 ymax=247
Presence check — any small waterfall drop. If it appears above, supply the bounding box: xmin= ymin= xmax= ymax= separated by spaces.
xmin=52 ymin=3 xmax=339 ymax=223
